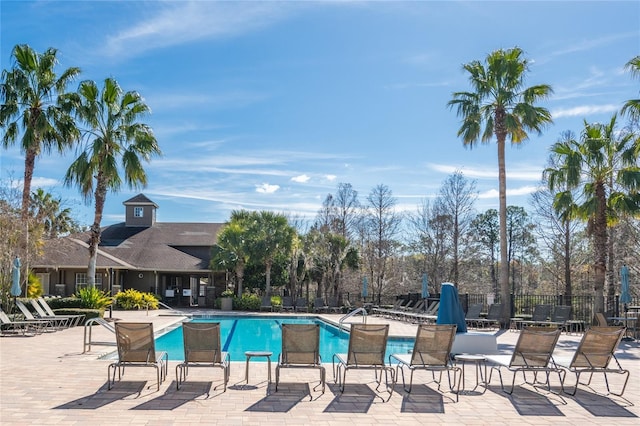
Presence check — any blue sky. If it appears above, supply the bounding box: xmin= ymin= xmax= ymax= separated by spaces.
xmin=1 ymin=1 xmax=638 ymax=227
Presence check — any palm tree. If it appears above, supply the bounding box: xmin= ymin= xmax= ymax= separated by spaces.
xmin=63 ymin=78 xmax=161 ymax=287
xmin=448 ymin=47 xmax=553 ymax=326
xmin=30 ymin=188 xmax=79 ymax=238
xmin=545 ymin=115 xmax=640 ymax=314
xmin=1 ymin=44 xmax=81 ymax=221
xmin=251 ymin=211 xmax=296 ymax=296
xmin=621 ymin=55 xmax=640 ymax=122
xmin=210 ymin=211 xmax=253 ymax=297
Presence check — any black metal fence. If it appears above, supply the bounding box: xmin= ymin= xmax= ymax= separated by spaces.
xmin=369 ymin=292 xmax=639 ymax=327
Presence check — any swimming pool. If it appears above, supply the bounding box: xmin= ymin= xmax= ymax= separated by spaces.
xmin=155 ymin=316 xmax=414 ymax=362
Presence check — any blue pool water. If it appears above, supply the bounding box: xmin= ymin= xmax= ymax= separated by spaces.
xmin=155 ymin=316 xmax=414 ymax=362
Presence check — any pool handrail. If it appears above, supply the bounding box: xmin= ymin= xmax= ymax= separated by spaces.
xmin=83 ymin=317 xmax=116 ymax=353
xmin=339 ymin=307 xmax=367 ymax=331
xmin=157 ymin=301 xmax=192 ymax=316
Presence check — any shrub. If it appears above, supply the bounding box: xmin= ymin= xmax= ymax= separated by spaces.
xmin=46 ymin=297 xmax=83 ymax=309
xmin=235 ymin=293 xmax=261 ymax=311
xmin=271 ymin=295 xmax=282 ymax=309
xmin=27 ymin=272 xmax=42 ymax=298
xmin=114 ymin=289 xmax=159 ymax=310
xmin=52 ymin=308 xmax=103 ymax=324
xmin=76 ymin=287 xmax=113 ymax=310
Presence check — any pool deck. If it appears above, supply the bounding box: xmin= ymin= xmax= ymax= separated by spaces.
xmin=1 ymin=309 xmax=638 ymax=425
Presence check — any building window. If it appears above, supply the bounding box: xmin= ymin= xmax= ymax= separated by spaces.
xmin=75 ymin=273 xmax=103 ymax=290
xmin=134 ymin=206 xmax=144 ymax=217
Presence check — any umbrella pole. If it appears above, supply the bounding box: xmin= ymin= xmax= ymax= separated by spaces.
xmin=622 ymin=303 xmax=635 ymax=342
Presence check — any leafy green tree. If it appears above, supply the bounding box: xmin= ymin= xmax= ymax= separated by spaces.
xmin=545 ymin=115 xmax=640 ymax=314
xmin=30 ymin=188 xmax=79 ymax=238
xmin=448 ymin=47 xmax=553 ymax=325
xmin=210 ymin=210 xmax=253 ymax=296
xmin=0 ymin=44 xmax=81 ymax=221
xmin=622 ymin=55 xmax=640 ymax=122
xmin=63 ymin=78 xmax=161 ymax=287
xmin=251 ymin=211 xmax=295 ymax=296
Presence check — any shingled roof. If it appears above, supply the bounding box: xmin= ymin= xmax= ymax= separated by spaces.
xmin=34 ymin=221 xmax=223 ymax=272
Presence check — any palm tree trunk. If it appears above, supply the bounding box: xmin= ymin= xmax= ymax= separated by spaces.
xmin=265 ymin=260 xmax=272 ymax=296
xmin=235 ymin=263 xmax=244 ymax=297
xmin=21 ymin=148 xmax=37 ymax=221
xmin=564 ymin=220 xmax=572 ymax=302
xmin=87 ymin=178 xmax=107 ymax=288
xmin=497 ymin=136 xmax=510 ymax=327
xmin=593 ymin=182 xmax=607 ymax=314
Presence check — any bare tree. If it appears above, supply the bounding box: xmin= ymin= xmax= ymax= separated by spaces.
xmin=438 ymin=171 xmax=477 ymax=286
xmin=361 ymin=184 xmax=403 ymax=304
xmin=406 ymin=198 xmax=453 ymax=291
xmin=530 ymin=186 xmax=584 ymax=302
xmin=469 ymin=209 xmax=499 ymax=297
xmin=506 ymin=206 xmax=538 ymax=294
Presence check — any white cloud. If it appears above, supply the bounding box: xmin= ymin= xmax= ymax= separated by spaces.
xmin=35 ymin=177 xmax=62 ymax=187
xmin=550 ymin=31 xmax=637 ymax=57
xmin=103 ymin=2 xmax=295 ymax=58
xmin=478 ymin=185 xmax=542 ymax=199
xmin=291 ymin=174 xmax=310 ymax=183
xmin=428 ymin=163 xmax=542 ymax=181
xmin=325 ymin=174 xmax=337 ymax=181
xmin=255 ymin=183 xmax=280 ymax=194
xmin=552 ymin=104 xmax=620 ymax=119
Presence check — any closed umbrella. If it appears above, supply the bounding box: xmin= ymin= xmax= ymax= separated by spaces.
xmin=620 ymin=265 xmax=633 ymax=341
xmin=11 ymin=257 xmax=21 ymax=297
xmin=362 ymin=276 xmax=368 ymax=300
xmin=620 ymin=265 xmax=631 ymax=304
xmin=421 ymin=273 xmax=429 ymax=300
xmin=436 ymin=282 xmax=467 ymax=333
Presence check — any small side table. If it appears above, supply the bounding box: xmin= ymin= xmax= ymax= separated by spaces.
xmin=454 ymin=354 xmax=487 ymax=394
xmin=245 ymin=351 xmax=273 ymax=384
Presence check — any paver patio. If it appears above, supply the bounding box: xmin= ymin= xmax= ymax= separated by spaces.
xmin=1 ymin=309 xmax=638 ymax=425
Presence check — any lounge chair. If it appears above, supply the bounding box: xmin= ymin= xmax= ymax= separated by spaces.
xmin=541 ymin=305 xmax=572 ymax=331
xmin=37 ymin=297 xmax=84 ymax=326
xmin=402 ymin=300 xmax=426 ymax=322
xmin=554 ymin=326 xmax=629 ymax=397
xmin=260 ymin=296 xmax=273 ymax=312
xmin=464 ymin=303 xmax=484 ymax=328
xmin=327 ymin=296 xmax=342 ymax=313
xmin=389 ymin=324 xmax=461 ymax=401
xmin=281 ymin=296 xmax=295 ymax=312
xmin=384 ymin=299 xmax=415 ymax=321
xmin=414 ymin=300 xmax=440 ymax=323
xmin=476 ymin=303 xmax=502 ymax=329
xmin=332 ymin=323 xmax=395 ymax=401
xmin=275 ymin=323 xmax=325 ymax=395
xmin=485 ymin=326 xmax=564 ymax=394
xmin=108 ymin=322 xmax=168 ymax=391
xmin=594 ymin=312 xmax=608 ymax=326
xmin=29 ymin=299 xmax=75 ymax=328
xmin=14 ymin=300 xmax=57 ymax=331
xmin=176 ymin=322 xmax=230 ymax=392
xmin=343 ymin=299 xmax=358 ymax=313
xmin=371 ymin=299 xmax=403 ymax=317
xmin=398 ymin=299 xmax=416 ymax=312
xmin=313 ymin=297 xmax=329 ymax=313
xmin=517 ymin=304 xmax=553 ymax=328
xmin=295 ymin=297 xmax=309 ymax=313
xmin=0 ymin=308 xmax=40 ymax=336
